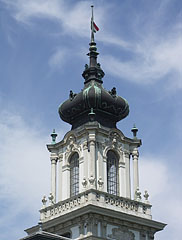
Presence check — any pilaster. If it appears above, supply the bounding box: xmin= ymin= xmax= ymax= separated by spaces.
xmin=123 ymin=151 xmax=131 ymax=199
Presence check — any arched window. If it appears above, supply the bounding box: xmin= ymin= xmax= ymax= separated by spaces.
xmin=107 ymin=150 xmax=119 ymax=195
xmin=70 ymin=152 xmax=79 ymax=197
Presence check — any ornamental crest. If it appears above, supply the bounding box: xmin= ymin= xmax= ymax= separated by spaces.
xmin=102 ymin=132 xmax=123 ymax=153
xmin=65 ymin=135 xmax=81 ymax=158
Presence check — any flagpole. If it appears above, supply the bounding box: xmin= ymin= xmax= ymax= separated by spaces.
xmin=91 ymin=5 xmax=94 ymax=42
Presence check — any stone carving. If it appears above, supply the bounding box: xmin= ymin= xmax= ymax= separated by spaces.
xmin=42 ymin=195 xmax=47 ymax=208
xmin=144 ymin=190 xmax=149 ymax=202
xmin=65 ymin=135 xmax=81 ymax=158
xmin=108 ymin=227 xmax=135 ymax=240
xmin=48 ymin=193 xmax=54 ymax=205
xmin=134 ymin=187 xmax=142 ymax=201
xmin=82 ymin=177 xmax=88 ymax=188
xmin=89 ymin=174 xmax=95 ymax=187
xmin=83 ymin=141 xmax=88 ymax=150
xmin=98 ymin=176 xmax=104 ymax=190
xmin=102 ymin=132 xmax=123 ymax=156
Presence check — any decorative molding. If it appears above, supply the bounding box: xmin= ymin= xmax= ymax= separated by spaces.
xmin=108 ymin=227 xmax=135 ymax=240
xmin=65 ymin=135 xmax=81 ymax=159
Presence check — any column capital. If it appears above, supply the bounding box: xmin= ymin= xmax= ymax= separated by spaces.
xmin=132 ymin=149 xmax=139 ymax=158
xmin=50 ymin=153 xmax=58 ymax=162
xmin=50 ymin=158 xmax=58 ymax=164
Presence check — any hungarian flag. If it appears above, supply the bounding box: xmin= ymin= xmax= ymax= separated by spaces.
xmin=91 ymin=20 xmax=99 ymax=33
xmin=93 ymin=21 xmax=99 ymax=32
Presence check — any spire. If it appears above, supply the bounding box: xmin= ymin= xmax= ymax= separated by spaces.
xmin=82 ymin=6 xmax=104 ymax=84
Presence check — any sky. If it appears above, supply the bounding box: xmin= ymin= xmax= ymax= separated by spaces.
xmin=0 ymin=0 xmax=181 ymax=239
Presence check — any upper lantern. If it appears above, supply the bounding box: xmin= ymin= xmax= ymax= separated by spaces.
xmin=59 ymin=6 xmax=129 ymax=129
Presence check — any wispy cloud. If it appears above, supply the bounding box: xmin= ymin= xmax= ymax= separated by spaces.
xmin=49 ymin=48 xmax=69 ymax=68
xmin=3 ymin=0 xmax=181 ymax=90
xmin=101 ymin=31 xmax=182 ymax=87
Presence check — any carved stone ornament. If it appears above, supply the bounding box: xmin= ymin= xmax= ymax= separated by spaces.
xmin=102 ymin=132 xmax=123 ymax=156
xmin=108 ymin=227 xmax=135 ymax=240
xmin=144 ymin=190 xmax=149 ymax=201
xmin=82 ymin=177 xmax=88 ymax=188
xmin=65 ymin=135 xmax=81 ymax=158
xmin=89 ymin=174 xmax=95 ymax=186
xmin=98 ymin=176 xmax=104 ymax=189
xmin=42 ymin=195 xmax=47 ymax=208
xmin=48 ymin=193 xmax=54 ymax=205
xmin=134 ymin=187 xmax=142 ymax=201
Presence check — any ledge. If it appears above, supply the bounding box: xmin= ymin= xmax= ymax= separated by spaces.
xmin=40 ymin=189 xmax=152 ymax=223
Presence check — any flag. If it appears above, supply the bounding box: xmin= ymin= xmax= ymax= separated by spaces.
xmin=91 ymin=19 xmax=99 ymax=33
xmin=93 ymin=21 xmax=99 ymax=32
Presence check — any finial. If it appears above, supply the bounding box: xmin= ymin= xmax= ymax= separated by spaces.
xmin=88 ymin=108 xmax=95 ymax=121
xmin=41 ymin=195 xmax=47 ymax=208
xmin=131 ymin=124 xmax=138 ymax=139
xmin=144 ymin=190 xmax=150 ymax=203
xmin=38 ymin=220 xmax=43 ymax=232
xmin=48 ymin=192 xmax=54 ymax=205
xmin=51 ymin=129 xmax=57 ymax=144
xmin=134 ymin=187 xmax=142 ymax=201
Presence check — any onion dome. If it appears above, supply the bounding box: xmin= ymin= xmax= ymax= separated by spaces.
xmin=58 ymin=38 xmax=129 ymax=130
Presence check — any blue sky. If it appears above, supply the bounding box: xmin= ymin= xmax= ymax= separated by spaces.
xmin=0 ymin=0 xmax=181 ymax=239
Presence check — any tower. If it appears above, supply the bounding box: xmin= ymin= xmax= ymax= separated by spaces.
xmin=22 ymin=8 xmax=166 ymax=240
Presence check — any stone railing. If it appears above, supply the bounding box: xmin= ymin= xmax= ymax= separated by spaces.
xmin=40 ymin=189 xmax=152 ymax=222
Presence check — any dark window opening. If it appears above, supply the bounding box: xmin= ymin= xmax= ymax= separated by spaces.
xmin=107 ymin=150 xmax=119 ymax=195
xmin=70 ymin=152 xmax=79 ymax=197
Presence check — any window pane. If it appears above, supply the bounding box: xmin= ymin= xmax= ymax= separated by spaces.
xmin=70 ymin=153 xmax=79 ymax=197
xmin=107 ymin=150 xmax=119 ymax=195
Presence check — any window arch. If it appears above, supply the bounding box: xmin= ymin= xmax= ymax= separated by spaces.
xmin=107 ymin=150 xmax=119 ymax=195
xmin=70 ymin=152 xmax=79 ymax=197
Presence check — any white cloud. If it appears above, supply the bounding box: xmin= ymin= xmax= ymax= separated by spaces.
xmin=101 ymin=31 xmax=182 ymax=88
xmin=0 ymin=109 xmax=50 ymax=239
xmin=49 ymin=48 xmax=69 ymax=68
xmin=139 ymin=156 xmax=182 ymax=240
xmin=3 ymin=0 xmax=181 ymax=89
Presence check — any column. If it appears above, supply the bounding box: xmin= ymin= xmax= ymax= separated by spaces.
xmin=50 ymin=153 xmax=57 ymax=202
xmin=132 ymin=149 xmax=139 ymax=196
xmin=123 ymin=151 xmax=131 ymax=198
xmin=58 ymin=153 xmax=63 ymax=202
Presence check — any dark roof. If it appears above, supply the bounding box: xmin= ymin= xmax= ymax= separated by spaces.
xmin=59 ymin=41 xmax=129 ymax=129
xmin=20 ymin=231 xmax=71 ymax=240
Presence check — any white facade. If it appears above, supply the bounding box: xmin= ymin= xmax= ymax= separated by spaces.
xmin=48 ymin=122 xmax=141 ymax=203
xmin=25 ymin=121 xmax=166 ymax=240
